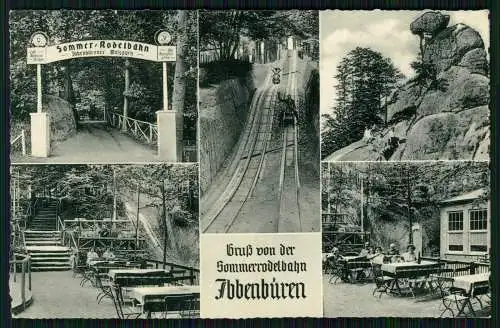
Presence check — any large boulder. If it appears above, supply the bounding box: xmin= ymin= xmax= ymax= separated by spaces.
xmin=44 ymin=94 xmax=77 ymax=142
xmin=424 ymin=24 xmax=485 ymax=74
xmin=398 ymin=105 xmax=489 ymax=160
xmin=410 ymin=11 xmax=450 ymax=36
xmin=458 ymin=48 xmax=489 ymax=75
xmin=416 ymin=66 xmax=489 ymax=117
xmin=386 ymin=82 xmax=425 ymax=122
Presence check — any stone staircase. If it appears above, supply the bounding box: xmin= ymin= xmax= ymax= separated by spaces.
xmin=24 ymin=199 xmax=71 ymax=271
xmin=30 ymin=200 xmax=58 ymax=231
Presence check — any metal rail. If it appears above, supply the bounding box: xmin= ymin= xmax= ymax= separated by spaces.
xmin=277 ymin=50 xmax=302 ymax=232
xmin=202 ymin=84 xmax=278 ymax=233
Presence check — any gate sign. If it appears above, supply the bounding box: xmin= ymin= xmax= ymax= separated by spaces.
xmin=26 ymin=40 xmax=177 ymax=64
xmin=27 ymin=47 xmax=47 ymax=64
xmin=158 ymin=46 xmax=176 ymax=62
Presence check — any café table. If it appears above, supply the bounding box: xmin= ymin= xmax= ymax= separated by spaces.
xmin=338 ymin=255 xmax=372 ymax=283
xmin=129 ymin=285 xmax=200 ymax=318
xmin=381 ymin=260 xmax=441 ymax=296
xmin=452 ymin=273 xmax=490 ymax=317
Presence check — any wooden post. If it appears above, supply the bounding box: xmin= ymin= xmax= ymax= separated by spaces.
xmin=21 ymin=260 xmax=26 ymax=306
xmin=112 ymin=168 xmax=117 ymax=226
xmin=13 ymin=258 xmax=17 ymax=282
xmin=21 ymin=129 xmax=26 ymax=155
xmin=360 ymin=176 xmax=364 ymax=233
xmin=28 ymin=258 xmax=31 ymax=290
xmin=163 ymin=62 xmax=168 ymax=111
xmin=135 ymin=184 xmax=140 ymax=251
xmin=162 ymin=180 xmax=167 ymax=270
xmin=406 ymin=165 xmax=413 ymax=245
xmin=122 ymin=59 xmax=130 ymax=132
xmin=37 ymin=64 xmax=42 ymax=113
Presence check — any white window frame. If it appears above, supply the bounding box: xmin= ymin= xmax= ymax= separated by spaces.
xmin=447 ymin=210 xmax=464 ymax=254
xmin=469 ymin=208 xmax=488 ymax=254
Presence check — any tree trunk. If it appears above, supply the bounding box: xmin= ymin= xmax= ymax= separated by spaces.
xmin=161 ymin=179 xmax=178 ymax=264
xmin=62 ymin=64 xmax=79 ymax=126
xmin=172 ymin=10 xmax=188 ymax=142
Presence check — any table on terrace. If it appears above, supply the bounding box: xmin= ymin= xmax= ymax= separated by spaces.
xmin=381 ymin=260 xmax=441 ymax=296
xmin=129 ymin=285 xmax=200 ymax=318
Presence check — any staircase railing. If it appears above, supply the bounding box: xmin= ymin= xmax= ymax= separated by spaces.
xmin=57 ymin=216 xmax=65 ymax=241
xmin=107 ymin=112 xmax=158 ymax=145
xmin=10 ymin=129 xmax=27 ymax=156
xmin=22 ymin=230 xmax=27 ymax=251
xmin=9 ymin=253 xmax=32 ymax=312
xmin=55 ymin=197 xmax=64 ymax=232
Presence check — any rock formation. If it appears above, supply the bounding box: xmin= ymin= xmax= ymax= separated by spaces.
xmin=44 ymin=94 xmax=77 ymax=142
xmin=326 ymin=12 xmax=489 ymax=161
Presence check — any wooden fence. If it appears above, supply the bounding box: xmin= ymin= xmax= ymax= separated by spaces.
xmin=107 ymin=112 xmax=158 ymax=145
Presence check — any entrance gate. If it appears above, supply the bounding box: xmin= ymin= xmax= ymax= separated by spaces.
xmin=27 ymin=31 xmax=181 ymax=161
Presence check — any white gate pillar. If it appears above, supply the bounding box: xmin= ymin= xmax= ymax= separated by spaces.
xmin=30 ymin=112 xmax=50 ymax=157
xmin=27 ymin=32 xmax=51 ymax=157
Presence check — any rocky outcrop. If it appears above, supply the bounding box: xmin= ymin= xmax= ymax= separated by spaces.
xmin=410 ymin=11 xmax=450 ymax=36
xmin=45 ymin=94 xmax=77 ymax=142
xmin=416 ymin=66 xmax=489 ymax=117
xmin=327 ymin=12 xmax=489 ymax=161
xmin=423 ymin=24 xmax=485 ymax=74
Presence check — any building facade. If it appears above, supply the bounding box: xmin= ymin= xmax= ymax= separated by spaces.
xmin=439 ymin=189 xmax=490 ymax=262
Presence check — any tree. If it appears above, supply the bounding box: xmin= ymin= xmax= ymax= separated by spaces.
xmin=199 ymin=10 xmax=318 ymax=61
xmin=321 ymin=47 xmax=404 ymax=157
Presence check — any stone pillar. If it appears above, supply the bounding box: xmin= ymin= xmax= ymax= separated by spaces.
xmin=30 ymin=112 xmax=50 ymax=157
xmin=157 ymin=110 xmax=182 ymax=162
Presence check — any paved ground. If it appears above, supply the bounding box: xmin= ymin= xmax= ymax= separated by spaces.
xmin=12 ymin=271 xmax=190 ymax=318
xmin=12 ymin=271 xmax=117 ymax=318
xmin=322 ymin=275 xmax=490 ymax=318
xmin=10 ymin=275 xmax=32 ymax=311
xmin=11 ymin=123 xmax=159 ymax=164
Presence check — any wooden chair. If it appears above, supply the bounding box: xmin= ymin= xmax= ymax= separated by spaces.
xmin=94 ymin=272 xmax=113 ymax=304
xmin=110 ymin=284 xmax=142 ymax=319
xmin=434 ymin=275 xmax=474 ymax=318
xmin=163 ymin=294 xmax=200 ymax=318
xmin=371 ymin=263 xmax=394 ymax=298
xmin=328 ymin=257 xmax=346 ymax=284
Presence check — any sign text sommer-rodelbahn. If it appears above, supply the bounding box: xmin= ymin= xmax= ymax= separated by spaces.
xmin=27 ymin=40 xmax=176 ymax=64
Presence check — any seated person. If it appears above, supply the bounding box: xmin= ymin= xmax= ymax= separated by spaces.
xmin=102 ymin=247 xmax=116 ymax=260
xmin=388 ymin=243 xmax=399 ymax=255
xmin=86 ymin=247 xmax=99 ymax=266
xmin=402 ymin=244 xmax=417 ymax=262
xmin=99 ymin=225 xmax=110 ymax=238
xmin=358 ymin=242 xmax=370 ymax=257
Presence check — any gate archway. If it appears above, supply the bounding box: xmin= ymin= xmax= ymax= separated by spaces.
xmin=27 ymin=32 xmax=182 ymax=161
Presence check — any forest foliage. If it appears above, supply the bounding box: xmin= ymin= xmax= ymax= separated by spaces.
xmin=322 ymin=161 xmax=489 ymax=252
xmin=199 ymin=10 xmax=319 ymax=60
xmin=321 ymin=47 xmax=404 ymax=157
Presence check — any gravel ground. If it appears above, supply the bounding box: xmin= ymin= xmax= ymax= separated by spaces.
xmin=322 ymin=275 xmax=490 ymax=318
xmin=12 ymin=271 xmax=117 ymax=319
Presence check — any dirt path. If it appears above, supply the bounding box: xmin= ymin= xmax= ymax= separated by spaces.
xmin=12 ymin=123 xmax=158 ymax=164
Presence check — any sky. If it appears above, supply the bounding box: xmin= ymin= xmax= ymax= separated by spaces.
xmin=319 ymin=10 xmax=490 ymax=117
